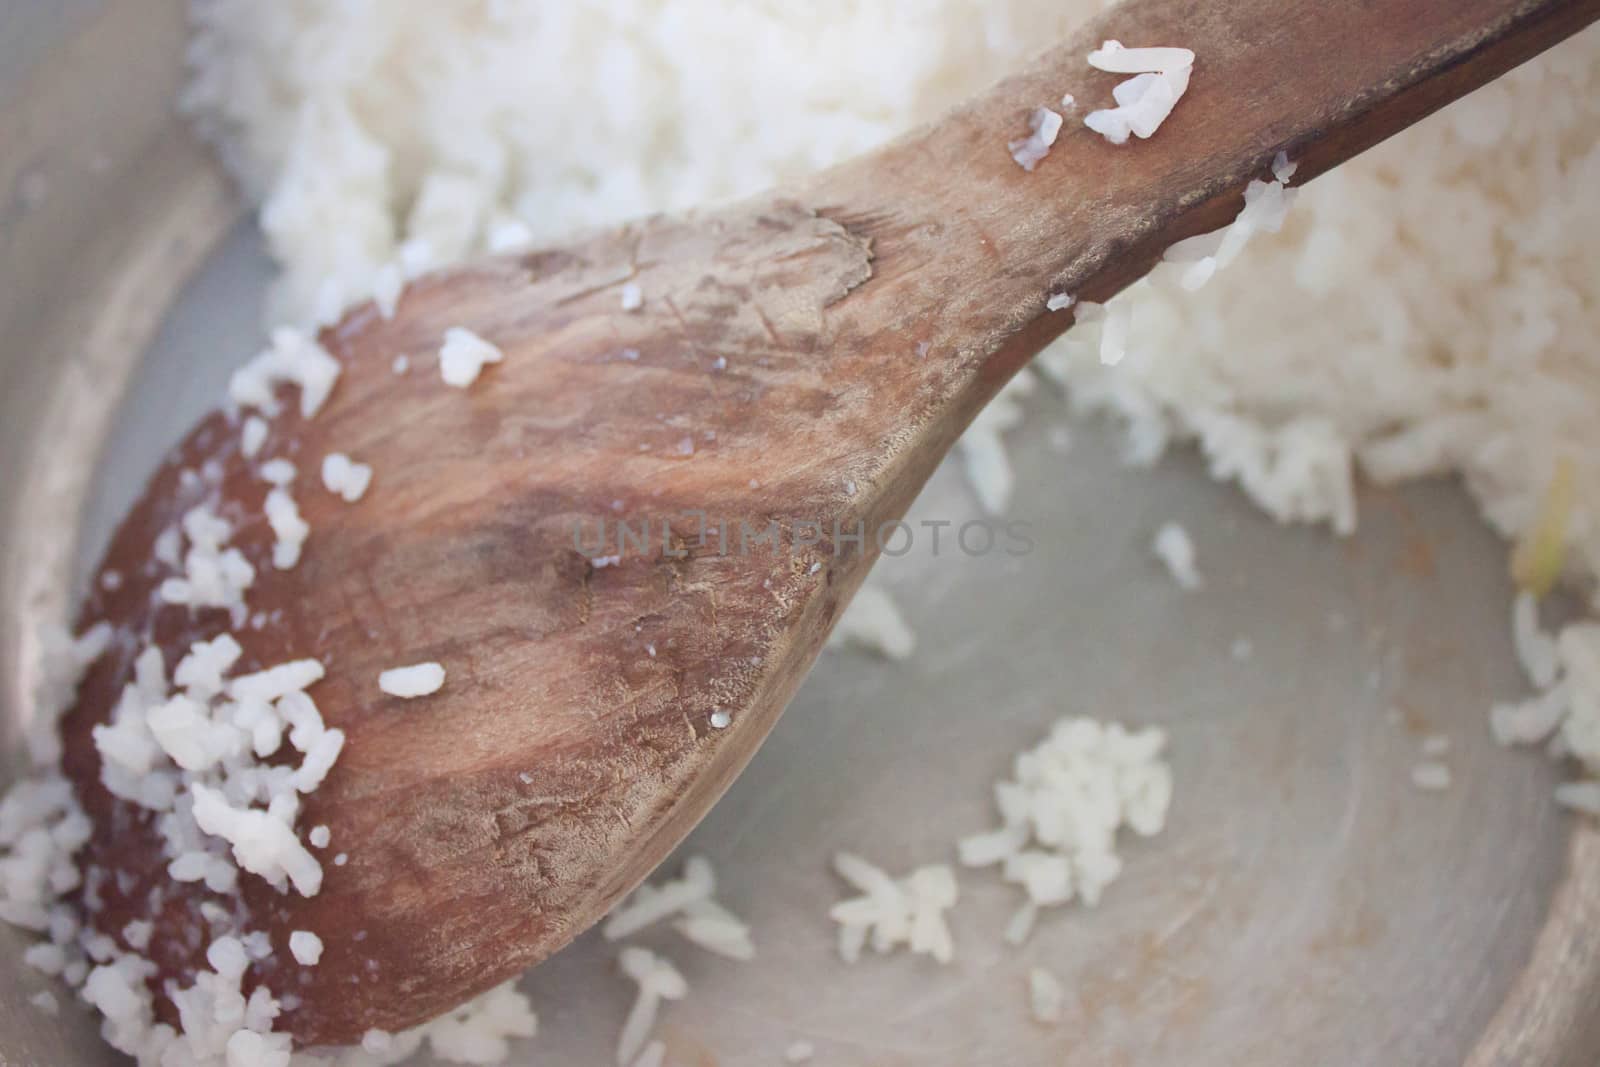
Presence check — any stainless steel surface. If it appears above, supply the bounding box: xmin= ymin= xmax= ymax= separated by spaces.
xmin=1 ymin=3 xmax=1594 ymax=1065
xmin=1 ymin=3 xmax=233 ymax=1063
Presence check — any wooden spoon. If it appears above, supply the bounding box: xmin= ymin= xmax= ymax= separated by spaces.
xmin=56 ymin=0 xmax=1597 ymax=1046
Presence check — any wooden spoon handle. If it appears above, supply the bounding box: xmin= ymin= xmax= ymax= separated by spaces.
xmin=807 ymin=0 xmax=1598 ymax=425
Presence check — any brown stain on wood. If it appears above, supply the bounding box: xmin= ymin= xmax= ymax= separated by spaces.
xmin=50 ymin=0 xmax=1600 ymax=1047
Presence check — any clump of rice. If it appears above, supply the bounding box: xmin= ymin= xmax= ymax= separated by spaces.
xmin=615 ymin=947 xmax=686 ymax=1066
xmin=228 ymin=326 xmax=340 ymax=419
xmin=957 ymin=717 xmax=1171 ymax=943
xmin=1492 ymin=595 xmax=1600 ymax=787
xmin=828 ymin=852 xmax=959 ymax=964
xmin=157 ymin=506 xmax=256 ymax=615
xmin=1082 ymin=41 xmax=1195 ymax=145
xmin=264 ymin=488 xmax=309 ymax=569
xmin=1157 ymin=159 xmax=1298 ymax=292
xmin=320 ymin=453 xmax=373 ymax=502
xmin=3 ymin=624 xmax=350 ymax=1064
xmin=603 ymin=855 xmax=755 ymax=961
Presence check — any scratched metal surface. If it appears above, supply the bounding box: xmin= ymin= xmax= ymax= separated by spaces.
xmin=0 ymin=3 xmax=1583 ymax=1065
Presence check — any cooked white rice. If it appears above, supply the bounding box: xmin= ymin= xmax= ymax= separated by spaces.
xmin=320 ymin=453 xmax=373 ymax=503
xmin=784 ymin=1040 xmax=817 ymax=1063
xmin=615 ymin=947 xmax=686 ymax=1067
xmin=378 ymin=662 xmax=446 ymax=699
xmin=1028 ymin=966 xmax=1066 ymax=1025
xmin=958 ymin=717 xmax=1171 ymax=940
xmin=1009 ymin=106 xmax=1064 ymax=171
xmin=288 ymin=930 xmax=323 ymax=966
xmin=1151 ymin=521 xmax=1202 ymax=591
xmin=1083 ymin=41 xmax=1195 ymax=144
xmin=603 ymin=854 xmax=755 ymax=963
xmin=438 ymin=327 xmax=504 ymax=388
xmin=1410 ymin=762 xmax=1453 ymax=792
xmin=829 ymin=852 xmax=959 ymax=965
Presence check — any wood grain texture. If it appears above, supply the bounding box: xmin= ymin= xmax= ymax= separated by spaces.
xmin=59 ymin=0 xmax=1599 ymax=1045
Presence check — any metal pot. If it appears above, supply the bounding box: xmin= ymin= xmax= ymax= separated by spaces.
xmin=4 ymin=3 xmax=1599 ymax=1063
